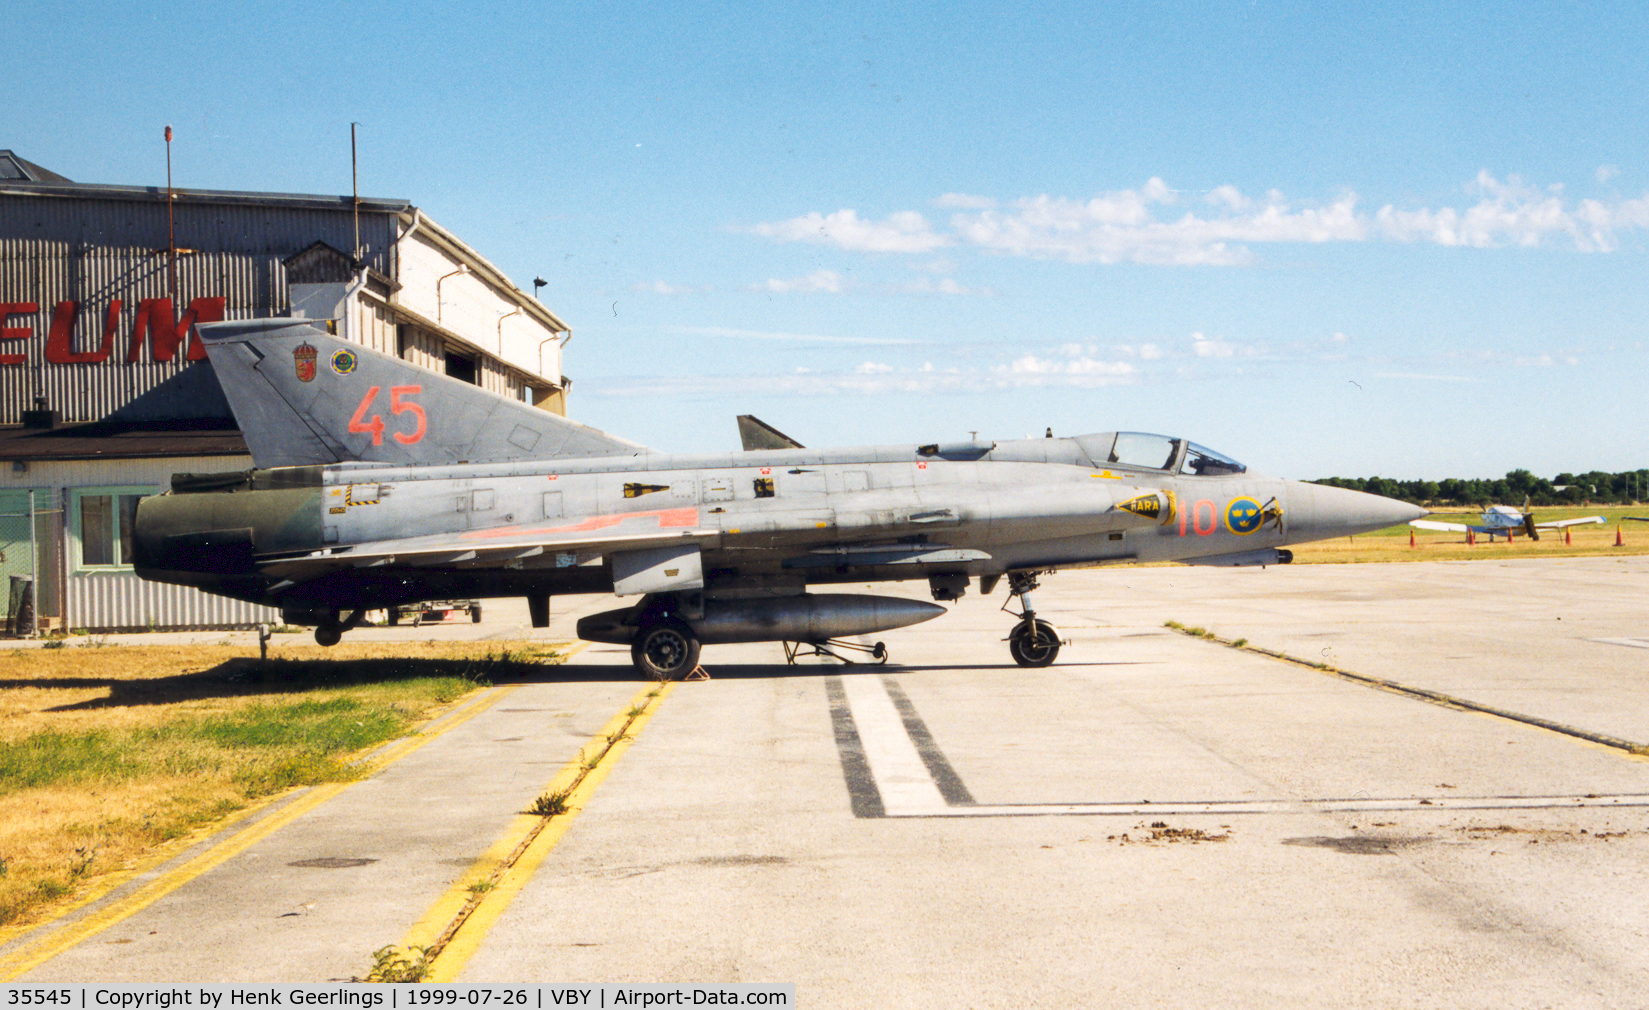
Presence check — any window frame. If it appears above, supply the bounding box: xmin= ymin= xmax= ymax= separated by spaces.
xmin=70 ymin=485 xmax=157 ymax=572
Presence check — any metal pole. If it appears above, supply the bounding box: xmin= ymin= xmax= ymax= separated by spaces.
xmin=165 ymin=125 xmax=177 ymax=302
xmin=27 ymin=488 xmax=37 ymax=638
xmin=351 ymin=122 xmax=361 ymax=263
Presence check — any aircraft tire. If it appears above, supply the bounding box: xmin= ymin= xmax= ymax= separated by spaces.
xmin=1008 ymin=618 xmax=1060 ymax=667
xmin=631 ymin=620 xmax=700 ymax=681
xmin=314 ymin=624 xmax=342 ymax=647
xmin=470 ymin=605 xmax=482 ymax=623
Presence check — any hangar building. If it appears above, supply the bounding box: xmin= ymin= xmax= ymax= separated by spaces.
xmin=0 ymin=149 xmax=574 ymax=633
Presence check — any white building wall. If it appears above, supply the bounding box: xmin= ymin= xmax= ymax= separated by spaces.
xmin=393 ymin=227 xmax=563 ymax=385
xmin=8 ymin=453 xmax=278 ymax=631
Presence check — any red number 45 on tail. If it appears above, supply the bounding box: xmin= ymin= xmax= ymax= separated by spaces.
xmin=348 ymin=385 xmax=427 ymax=445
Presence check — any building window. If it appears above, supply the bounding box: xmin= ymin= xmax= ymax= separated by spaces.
xmin=445 ymin=351 xmax=477 ymax=385
xmin=73 ymin=488 xmax=149 ymax=569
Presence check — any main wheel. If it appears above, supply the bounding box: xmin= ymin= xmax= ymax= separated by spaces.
xmin=314 ymin=624 xmax=342 ymax=647
xmin=1008 ymin=618 xmax=1060 ymax=667
xmin=470 ymin=604 xmax=482 ymax=624
xmin=630 ymin=620 xmax=701 ymax=681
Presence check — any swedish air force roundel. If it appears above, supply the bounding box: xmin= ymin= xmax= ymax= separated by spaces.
xmin=330 ymin=348 xmax=358 ymax=375
xmin=1225 ymin=496 xmax=1264 ymax=535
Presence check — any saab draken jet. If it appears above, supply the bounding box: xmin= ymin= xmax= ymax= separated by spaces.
xmin=134 ymin=320 xmax=1424 ymax=678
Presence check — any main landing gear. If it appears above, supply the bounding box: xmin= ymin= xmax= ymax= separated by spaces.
xmin=631 ymin=619 xmax=701 ymax=681
xmin=1002 ymin=571 xmax=1062 ymax=667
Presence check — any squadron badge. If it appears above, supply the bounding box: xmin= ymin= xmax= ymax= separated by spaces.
xmin=330 ymin=348 xmax=358 ymax=375
xmin=293 ymin=342 xmax=318 ymax=383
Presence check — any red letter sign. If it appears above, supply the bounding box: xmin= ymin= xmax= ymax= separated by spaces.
xmin=0 ymin=303 xmax=37 ymax=365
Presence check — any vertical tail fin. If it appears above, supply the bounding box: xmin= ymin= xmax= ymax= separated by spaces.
xmin=198 ymin=319 xmax=644 ymax=468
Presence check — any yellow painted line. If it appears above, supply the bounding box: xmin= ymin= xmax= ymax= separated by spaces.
xmin=418 ymin=682 xmax=676 ymax=983
xmin=0 ymin=683 xmax=520 ymax=981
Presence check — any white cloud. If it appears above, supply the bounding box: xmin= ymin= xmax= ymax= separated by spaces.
xmin=1206 ymin=185 xmax=1250 ymax=211
xmin=747 ymin=209 xmax=950 ymax=253
xmin=747 ymin=172 xmax=1649 ymax=267
xmin=932 ymin=193 xmax=997 ymax=210
xmin=1597 ymin=165 xmax=1620 ymax=184
xmin=1373 ymin=170 xmax=1649 ymax=252
xmin=1373 ymin=372 xmax=1486 ymax=383
xmin=663 ymin=325 xmax=921 ymax=346
xmin=947 ymin=180 xmax=1363 ymax=265
xmin=753 ymin=269 xmax=848 ymax=294
xmin=1192 ymin=332 xmax=1235 ymax=358
xmin=631 ymin=280 xmax=710 ymax=295
xmin=589 ymin=344 xmax=1141 ymax=397
xmin=887 ymin=277 xmax=993 ymax=295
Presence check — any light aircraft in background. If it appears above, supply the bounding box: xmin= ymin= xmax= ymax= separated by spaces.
xmin=1409 ymin=500 xmax=1605 ymax=541
xmin=134 ymin=319 xmax=1424 ymax=678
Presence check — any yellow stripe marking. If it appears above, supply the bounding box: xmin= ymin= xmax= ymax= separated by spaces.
xmin=0 ymin=683 xmax=521 ymax=981
xmin=409 ymin=682 xmax=675 ymax=983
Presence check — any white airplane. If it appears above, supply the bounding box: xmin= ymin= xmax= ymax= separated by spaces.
xmin=1409 ymin=500 xmax=1604 ymax=541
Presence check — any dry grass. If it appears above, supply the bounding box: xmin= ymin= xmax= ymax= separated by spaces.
xmin=0 ymin=640 xmax=566 ymax=932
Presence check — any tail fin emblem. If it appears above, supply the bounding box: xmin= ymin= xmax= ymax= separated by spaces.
xmin=293 ymin=342 xmax=318 ymax=383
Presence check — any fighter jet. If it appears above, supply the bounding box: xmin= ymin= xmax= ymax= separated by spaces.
xmin=134 ymin=319 xmax=1425 ymax=677
xmin=1409 ymin=499 xmax=1605 ymax=541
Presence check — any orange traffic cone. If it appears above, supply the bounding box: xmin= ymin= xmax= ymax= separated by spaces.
xmin=1565 ymin=527 xmax=1572 ymax=545
xmin=1468 ymin=530 xmax=1475 ymax=546
xmin=1409 ymin=529 xmax=1416 ymax=548
xmin=1617 ymin=525 xmax=1625 ymax=546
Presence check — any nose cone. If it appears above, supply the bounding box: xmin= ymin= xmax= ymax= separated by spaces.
xmin=1286 ymin=482 xmax=1427 ymax=542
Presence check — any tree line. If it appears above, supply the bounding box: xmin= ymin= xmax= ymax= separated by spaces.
xmin=1312 ymin=469 xmax=1649 ymax=507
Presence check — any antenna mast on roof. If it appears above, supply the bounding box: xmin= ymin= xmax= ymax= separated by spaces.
xmin=351 ymin=122 xmax=361 ymax=264
xmin=164 ymin=125 xmax=177 ymax=300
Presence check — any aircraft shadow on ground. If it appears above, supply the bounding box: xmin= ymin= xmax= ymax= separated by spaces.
xmin=25 ymin=655 xmax=626 ymax=711
xmin=20 ymin=654 xmax=1153 ymax=711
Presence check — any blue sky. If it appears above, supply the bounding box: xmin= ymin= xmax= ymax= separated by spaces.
xmin=10 ymin=0 xmax=1647 ymax=479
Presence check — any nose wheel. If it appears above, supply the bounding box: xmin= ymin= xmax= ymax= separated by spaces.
xmin=1008 ymin=618 xmax=1061 ymax=667
xmin=1002 ymin=571 xmax=1063 ymax=667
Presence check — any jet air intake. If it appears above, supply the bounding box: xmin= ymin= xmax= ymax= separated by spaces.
xmin=577 ymin=593 xmax=946 ymax=646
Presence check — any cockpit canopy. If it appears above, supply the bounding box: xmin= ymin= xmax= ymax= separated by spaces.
xmin=1075 ymin=432 xmax=1247 ymax=476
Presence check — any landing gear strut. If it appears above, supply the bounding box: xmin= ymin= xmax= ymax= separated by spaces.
xmin=1003 ymin=571 xmax=1061 ymax=667
xmin=782 ymin=639 xmax=889 ymax=665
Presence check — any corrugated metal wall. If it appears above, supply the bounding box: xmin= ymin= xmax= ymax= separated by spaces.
xmin=0 ymin=194 xmax=399 ymax=424
xmin=69 ymin=575 xmax=276 ymax=632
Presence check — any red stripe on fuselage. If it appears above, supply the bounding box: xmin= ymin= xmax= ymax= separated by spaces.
xmin=460 ymin=507 xmax=701 ymax=540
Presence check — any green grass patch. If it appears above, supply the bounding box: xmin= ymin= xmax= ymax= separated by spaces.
xmin=0 ymin=672 xmax=487 ymax=799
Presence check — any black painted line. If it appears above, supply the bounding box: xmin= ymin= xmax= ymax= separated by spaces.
xmin=1165 ymin=625 xmax=1649 ymax=757
xmin=880 ymin=674 xmax=977 ymax=806
xmin=825 ymin=675 xmax=885 ymax=819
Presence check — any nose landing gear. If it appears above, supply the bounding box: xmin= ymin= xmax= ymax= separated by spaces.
xmin=1003 ymin=571 xmax=1062 ymax=667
